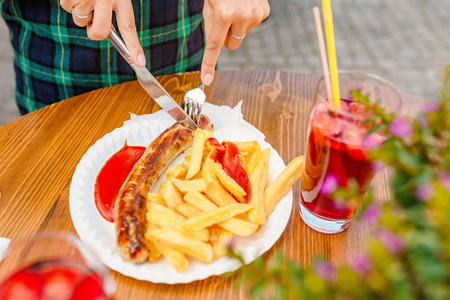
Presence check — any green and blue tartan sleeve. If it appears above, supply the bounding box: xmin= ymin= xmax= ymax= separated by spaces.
xmin=0 ymin=0 xmax=205 ymax=114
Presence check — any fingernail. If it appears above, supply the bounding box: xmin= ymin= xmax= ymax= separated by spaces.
xmin=203 ymin=73 xmax=212 ymax=86
xmin=137 ymin=54 xmax=146 ymax=67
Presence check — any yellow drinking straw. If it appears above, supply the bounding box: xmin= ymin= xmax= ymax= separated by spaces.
xmin=322 ymin=0 xmax=341 ymax=109
xmin=313 ymin=7 xmax=333 ymax=106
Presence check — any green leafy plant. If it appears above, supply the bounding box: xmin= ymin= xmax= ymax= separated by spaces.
xmin=230 ymin=65 xmax=450 ymax=299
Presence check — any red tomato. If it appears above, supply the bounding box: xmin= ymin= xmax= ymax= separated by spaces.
xmin=221 ymin=142 xmax=250 ymax=202
xmin=207 ymin=137 xmax=223 ymax=150
xmin=207 ymin=138 xmax=251 ymax=202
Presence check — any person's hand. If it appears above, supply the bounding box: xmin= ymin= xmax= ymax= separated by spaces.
xmin=201 ymin=0 xmax=270 ymax=86
xmin=60 ymin=0 xmax=145 ymax=67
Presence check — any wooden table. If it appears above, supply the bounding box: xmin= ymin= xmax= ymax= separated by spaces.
xmin=0 ymin=70 xmax=422 ymax=299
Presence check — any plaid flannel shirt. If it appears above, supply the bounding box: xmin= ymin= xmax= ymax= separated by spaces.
xmin=1 ymin=0 xmax=205 ymax=114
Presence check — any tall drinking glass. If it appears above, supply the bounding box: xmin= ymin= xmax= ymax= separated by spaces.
xmin=299 ymin=70 xmax=402 ymax=234
xmin=0 ymin=232 xmax=115 ymax=300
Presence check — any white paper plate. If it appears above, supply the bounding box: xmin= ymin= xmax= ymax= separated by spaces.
xmin=69 ymin=103 xmax=293 ymax=284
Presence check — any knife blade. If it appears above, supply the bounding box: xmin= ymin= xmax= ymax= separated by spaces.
xmin=107 ymin=27 xmax=197 ymax=129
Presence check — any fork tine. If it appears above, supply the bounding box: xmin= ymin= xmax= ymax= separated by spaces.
xmin=185 ymin=101 xmax=193 ymax=119
xmin=182 ymin=82 xmax=206 ymax=125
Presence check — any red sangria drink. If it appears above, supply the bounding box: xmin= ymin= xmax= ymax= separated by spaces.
xmin=0 ymin=259 xmax=109 ymax=300
xmin=299 ymin=70 xmax=402 ymax=234
xmin=0 ymin=232 xmax=115 ymax=300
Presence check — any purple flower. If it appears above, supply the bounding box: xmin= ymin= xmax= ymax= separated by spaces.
xmin=417 ymin=116 xmax=428 ymax=128
xmin=371 ymin=160 xmax=385 ymax=172
xmin=438 ymin=172 xmax=450 ymax=190
xmin=389 ymin=117 xmax=412 ymax=138
xmin=435 ymin=61 xmax=446 ymax=69
xmin=351 ymin=254 xmax=372 ymax=275
xmin=313 ymin=260 xmax=335 ymax=280
xmin=377 ymin=228 xmax=405 ymax=254
xmin=320 ymin=174 xmax=339 ymax=195
xmin=415 ymin=183 xmax=434 ymax=202
xmin=362 ymin=133 xmax=386 ymax=150
xmin=354 ymin=84 xmax=362 ymax=90
xmin=361 ymin=204 xmax=380 ymax=224
xmin=422 ymin=102 xmax=440 ymax=113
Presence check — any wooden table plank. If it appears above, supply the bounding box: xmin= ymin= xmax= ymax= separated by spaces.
xmin=0 ymin=70 xmax=423 ymax=299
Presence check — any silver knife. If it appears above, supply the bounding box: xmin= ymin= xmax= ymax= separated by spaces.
xmin=107 ymin=27 xmax=197 ymax=129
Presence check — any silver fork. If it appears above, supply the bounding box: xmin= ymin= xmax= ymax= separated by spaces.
xmin=182 ymin=83 xmax=206 ymax=125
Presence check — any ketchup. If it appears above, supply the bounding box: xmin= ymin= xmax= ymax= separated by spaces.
xmin=207 ymin=138 xmax=251 ymax=202
xmin=94 ymin=142 xmax=145 ymax=222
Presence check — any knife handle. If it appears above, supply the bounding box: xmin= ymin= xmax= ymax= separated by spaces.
xmin=107 ymin=26 xmax=134 ymax=66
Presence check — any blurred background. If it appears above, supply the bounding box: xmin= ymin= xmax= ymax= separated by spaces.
xmin=1 ymin=0 xmax=449 ymax=125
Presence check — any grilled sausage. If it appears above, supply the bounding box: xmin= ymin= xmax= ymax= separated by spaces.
xmin=114 ymin=116 xmax=211 ymax=262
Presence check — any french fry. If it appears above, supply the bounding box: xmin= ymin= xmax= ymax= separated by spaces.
xmin=203 ymin=148 xmax=213 ymax=160
xmin=171 ymin=178 xmax=206 ymax=194
xmin=247 ymin=148 xmax=270 ymax=225
xmin=145 ymin=223 xmax=162 ymax=262
xmin=212 ymin=228 xmax=233 ymax=259
xmin=146 ymin=228 xmax=213 ymax=264
xmin=147 ymin=202 xmax=184 ymax=222
xmin=234 ymin=212 xmax=251 ymax=222
xmin=146 ymin=240 xmax=162 ymax=262
xmin=181 ymin=159 xmax=190 ymax=168
xmin=234 ymin=195 xmax=247 ymax=204
xmin=219 ymin=218 xmax=258 ymax=237
xmin=209 ymin=225 xmax=220 ymax=244
xmin=203 ymin=139 xmax=215 ymax=152
xmin=246 ymin=149 xmax=268 ymax=176
xmin=265 ymin=155 xmax=304 ymax=217
xmin=166 ymin=163 xmax=187 ymax=179
xmin=184 ymin=191 xmax=258 ymax=236
xmin=224 ymin=140 xmax=261 ymax=153
xmin=182 ymin=148 xmax=192 ymax=169
xmin=154 ymin=242 xmax=188 ymax=273
xmin=202 ymin=156 xmax=218 ymax=183
xmin=190 ymin=172 xmax=204 ymax=180
xmin=186 ymin=129 xmax=213 ymax=179
xmin=204 ymin=180 xmax=238 ymax=207
xmin=161 ymin=180 xmax=183 ymax=208
xmin=214 ymin=164 xmax=247 ymax=197
xmin=147 ymin=203 xmax=210 ymax=242
xmin=185 ymin=148 xmax=211 ymax=161
xmin=147 ymin=191 xmax=166 ymax=206
xmin=184 ymin=190 xmax=218 ymax=211
xmin=237 ymin=154 xmax=247 ymax=172
xmin=181 ymin=203 xmax=254 ymax=231
xmin=184 ymin=148 xmax=192 ymax=160
xmin=175 ymin=203 xmax=201 ymax=218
